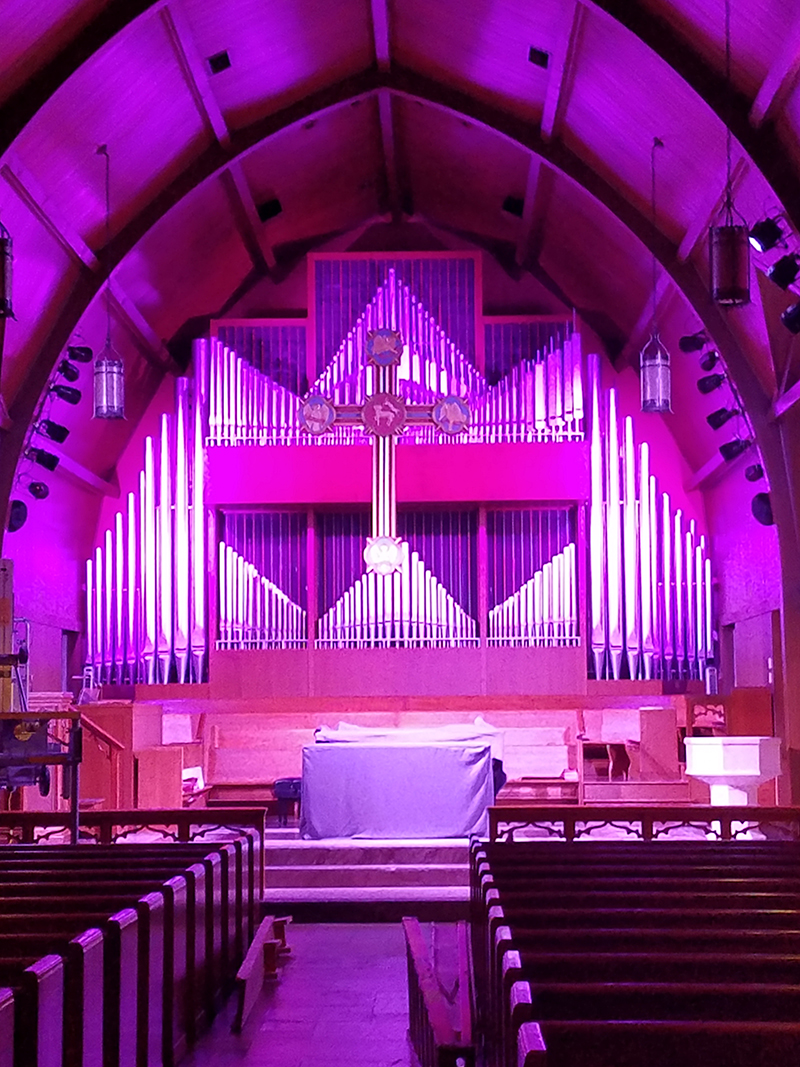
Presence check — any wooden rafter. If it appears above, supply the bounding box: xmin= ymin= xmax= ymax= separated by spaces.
xmin=106 ymin=284 xmax=177 ymax=372
xmin=677 ymin=157 xmax=749 ymax=263
xmin=750 ymin=15 xmax=800 ymax=127
xmin=515 ymin=159 xmax=555 ymax=268
xmin=220 ymin=163 xmax=278 ymax=272
xmin=541 ymin=1 xmax=585 ymax=143
xmin=370 ymin=0 xmax=391 ymax=72
xmin=378 ymin=90 xmax=402 ymax=222
xmin=161 ymin=1 xmax=231 ymax=148
xmin=616 ymin=272 xmax=673 ymax=367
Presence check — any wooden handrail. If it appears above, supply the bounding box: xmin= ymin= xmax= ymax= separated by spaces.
xmin=80 ymin=714 xmax=125 ymax=751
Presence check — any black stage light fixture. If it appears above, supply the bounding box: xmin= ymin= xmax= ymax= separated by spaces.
xmin=781 ymin=301 xmax=800 ymax=334
xmin=767 ymin=254 xmax=800 ymax=290
xmin=26 ymin=447 xmax=59 ymax=472
xmin=50 ymin=383 xmax=81 ymax=405
xmin=745 ymin=463 xmax=764 ymax=482
xmin=748 ymin=217 xmax=783 ymax=253
xmin=57 ymin=359 xmax=79 ymax=383
xmin=679 ymin=331 xmax=708 ymax=352
xmin=752 ymin=491 xmax=775 ymax=526
xmin=720 ymin=438 xmax=751 ymax=462
xmin=37 ymin=419 xmax=69 ymax=444
xmin=707 ymin=407 xmax=739 ymax=430
xmin=7 ymin=500 xmax=27 ymax=533
xmin=28 ymin=481 xmax=49 ymax=500
xmin=67 ymin=345 xmax=93 ymax=363
xmin=697 ymin=373 xmax=726 ymax=394
xmin=700 ymin=349 xmax=720 ymax=372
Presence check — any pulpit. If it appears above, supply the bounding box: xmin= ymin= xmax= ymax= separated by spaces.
xmin=684 ymin=735 xmax=782 ymax=805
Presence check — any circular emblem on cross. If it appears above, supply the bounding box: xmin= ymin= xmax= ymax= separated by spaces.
xmin=363 ymin=535 xmax=404 ymax=575
xmin=366 ymin=329 xmax=404 ymax=366
xmin=299 ymin=394 xmax=336 ymax=436
xmin=362 ymin=392 xmax=407 ymax=436
xmin=432 ymin=395 xmax=471 ymax=435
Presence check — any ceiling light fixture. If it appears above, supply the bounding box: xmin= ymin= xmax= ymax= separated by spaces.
xmin=0 ymin=222 xmax=12 ymax=320
xmin=699 ymin=350 xmax=720 ymax=372
xmin=752 ymin=491 xmax=775 ymax=526
xmin=720 ymin=438 xmax=751 ymax=462
xmin=745 ymin=463 xmax=764 ymax=482
xmin=26 ymin=447 xmax=59 ymax=472
xmin=50 ymin=383 xmax=81 ymax=405
xmin=678 ymin=331 xmax=708 ymax=352
xmin=748 ymin=217 xmax=783 ymax=253
xmin=640 ymin=136 xmax=670 ymax=413
xmin=27 ymin=481 xmax=49 ymax=500
xmin=94 ymin=146 xmax=125 ymax=419
xmin=781 ymin=301 xmax=800 ymax=333
xmin=67 ymin=345 xmax=93 ymax=363
xmin=697 ymin=373 xmax=726 ymax=394
xmin=767 ymin=254 xmax=800 ymax=290
xmin=57 ymin=359 xmax=79 ymax=383
xmin=710 ymin=0 xmax=750 ymax=306
xmin=706 ymin=407 xmax=739 ymax=430
xmin=7 ymin=500 xmax=27 ymax=533
xmin=37 ymin=419 xmax=69 ymax=444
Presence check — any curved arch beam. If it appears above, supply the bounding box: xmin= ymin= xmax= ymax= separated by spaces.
xmin=0 ymin=65 xmax=791 ymax=562
xmin=0 ymin=1 xmax=165 ymax=157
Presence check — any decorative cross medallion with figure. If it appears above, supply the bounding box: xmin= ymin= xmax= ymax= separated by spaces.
xmin=299 ymin=329 xmax=470 ymax=574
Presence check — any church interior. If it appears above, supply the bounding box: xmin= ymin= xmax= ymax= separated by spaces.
xmin=3 ymin=1 xmax=800 ymax=1065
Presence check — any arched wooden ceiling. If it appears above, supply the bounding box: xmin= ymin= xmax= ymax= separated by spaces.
xmin=2 ymin=0 xmax=800 ymax=554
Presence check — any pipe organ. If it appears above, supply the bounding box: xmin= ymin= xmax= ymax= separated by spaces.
xmin=81 ymin=253 xmax=714 ymax=686
xmin=588 ymin=354 xmax=713 ymax=681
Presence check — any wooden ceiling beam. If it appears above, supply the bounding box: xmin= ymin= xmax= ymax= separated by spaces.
xmin=541 ymin=1 xmax=585 ymax=143
xmin=106 ymin=283 xmax=177 ymax=372
xmin=378 ymin=90 xmax=402 ymax=222
xmin=616 ymin=272 xmax=672 ymax=367
xmin=220 ymin=162 xmax=277 ymax=272
xmin=161 ymin=0 xmax=231 ymax=149
xmin=370 ymin=0 xmax=391 ymax=72
xmin=677 ymin=156 xmax=749 ymax=263
xmin=750 ymin=16 xmax=800 ymax=128
xmin=515 ymin=159 xmax=555 ymax=268
xmin=1 ymin=153 xmax=99 ymax=270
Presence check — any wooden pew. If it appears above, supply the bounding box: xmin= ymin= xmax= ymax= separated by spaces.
xmin=0 ymin=955 xmax=64 ymax=1067
xmin=0 ymin=987 xmax=13 ymax=1067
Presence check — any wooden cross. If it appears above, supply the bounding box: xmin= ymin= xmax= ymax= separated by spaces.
xmin=299 ymin=329 xmax=470 ymax=574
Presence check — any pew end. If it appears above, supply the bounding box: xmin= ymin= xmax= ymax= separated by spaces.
xmin=232 ymin=915 xmax=290 ymax=1033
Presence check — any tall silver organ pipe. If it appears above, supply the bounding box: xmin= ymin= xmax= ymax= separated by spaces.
xmin=487 ymin=543 xmax=577 ymax=646
xmin=587 ymin=353 xmax=714 ymax=680
xmin=216 ymin=542 xmax=307 ymax=649
xmin=84 ymin=363 xmax=208 ymax=684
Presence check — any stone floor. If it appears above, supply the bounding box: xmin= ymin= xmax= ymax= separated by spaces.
xmin=181 ymin=924 xmax=418 ymax=1067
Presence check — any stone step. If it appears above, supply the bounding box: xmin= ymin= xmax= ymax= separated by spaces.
xmin=263 ymin=841 xmax=469 ymax=866
xmin=264 ymin=862 xmax=469 ymax=888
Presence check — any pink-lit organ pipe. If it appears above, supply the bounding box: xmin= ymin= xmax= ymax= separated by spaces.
xmin=205 ymin=272 xmax=583 ymax=448
xmin=84 ymin=375 xmax=207 ymax=683
xmin=487 ymin=543 xmax=577 ymax=646
xmin=316 ymin=542 xmax=478 ymax=648
xmin=216 ymin=542 xmax=307 ymax=649
xmin=587 ymin=353 xmax=713 ymax=681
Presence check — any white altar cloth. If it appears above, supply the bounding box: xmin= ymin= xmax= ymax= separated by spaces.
xmin=300 ymin=741 xmax=494 ymax=839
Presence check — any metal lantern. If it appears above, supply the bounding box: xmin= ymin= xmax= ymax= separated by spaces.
xmin=710 ymin=224 xmax=750 ymax=306
xmin=93 ymin=352 xmax=125 ymax=419
xmin=640 ymin=333 xmax=671 ymax=413
xmin=0 ymin=229 xmax=12 ymax=319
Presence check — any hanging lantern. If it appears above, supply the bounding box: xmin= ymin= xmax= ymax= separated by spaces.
xmin=93 ymin=349 xmax=125 ymax=419
xmin=710 ymin=224 xmax=750 ymax=306
xmin=0 ymin=226 xmax=12 ymax=319
xmin=640 ymin=333 xmax=671 ymax=413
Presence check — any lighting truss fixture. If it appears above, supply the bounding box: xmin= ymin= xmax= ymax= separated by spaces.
xmin=699 ymin=350 xmax=720 ymax=372
xmin=706 ymin=407 xmax=739 ymax=430
xmin=26 ymin=447 xmax=59 ymax=472
xmin=7 ymin=500 xmax=27 ymax=533
xmin=57 ymin=359 xmax=80 ymax=383
xmin=767 ymin=254 xmax=800 ymax=290
xmin=745 ymin=463 xmax=764 ymax=481
xmin=719 ymin=438 xmax=751 ymax=462
xmin=37 ymin=419 xmax=69 ymax=444
xmin=28 ymin=481 xmax=49 ymax=500
xmin=752 ymin=491 xmax=775 ymax=526
xmin=50 ymin=383 xmax=81 ymax=405
xmin=781 ymin=301 xmax=800 ymax=333
xmin=697 ymin=373 xmax=726 ymax=394
xmin=748 ymin=217 xmax=783 ymax=253
xmin=678 ymin=332 xmax=708 ymax=352
xmin=710 ymin=0 xmax=750 ymax=306
xmin=67 ymin=345 xmax=93 ymax=363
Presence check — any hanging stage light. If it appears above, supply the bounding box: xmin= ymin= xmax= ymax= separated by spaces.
xmin=94 ymin=145 xmax=125 ymax=420
xmin=719 ymin=438 xmax=751 ymax=462
xmin=697 ymin=373 xmax=726 ymax=394
xmin=50 ymin=383 xmax=81 ymax=405
xmin=67 ymin=345 xmax=93 ymax=363
xmin=25 ymin=447 xmax=59 ymax=471
xmin=57 ymin=359 xmax=79 ymax=383
xmin=640 ymin=137 xmax=671 ymax=413
xmin=7 ymin=500 xmax=27 ymax=533
xmin=0 ymin=224 xmax=12 ymax=319
xmin=748 ymin=217 xmax=783 ymax=253
xmin=752 ymin=491 xmax=775 ymax=526
xmin=745 ymin=463 xmax=764 ymax=482
xmin=699 ymin=349 xmax=720 ymax=372
xmin=28 ymin=481 xmax=49 ymax=500
xmin=781 ymin=301 xmax=800 ymax=333
xmin=767 ymin=254 xmax=800 ymax=290
xmin=37 ymin=419 xmax=69 ymax=444
xmin=679 ymin=331 xmax=708 ymax=353
xmin=706 ymin=407 xmax=739 ymax=430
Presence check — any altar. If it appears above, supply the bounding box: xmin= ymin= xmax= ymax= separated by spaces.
xmin=299 ymin=741 xmax=494 ymax=839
